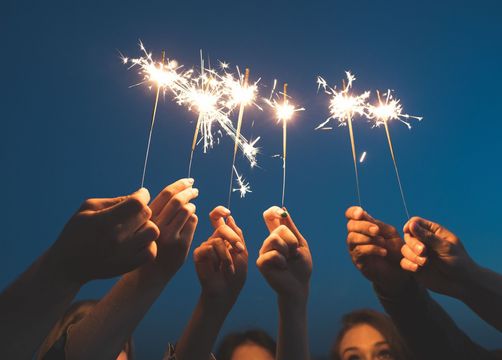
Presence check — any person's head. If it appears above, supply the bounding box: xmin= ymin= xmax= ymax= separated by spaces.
xmin=331 ymin=309 xmax=411 ymax=360
xmin=37 ymin=300 xmax=134 ymax=360
xmin=216 ymin=329 xmax=276 ymax=360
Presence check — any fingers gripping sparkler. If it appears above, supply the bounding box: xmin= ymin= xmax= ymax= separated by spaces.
xmin=368 ymin=90 xmax=422 ymax=219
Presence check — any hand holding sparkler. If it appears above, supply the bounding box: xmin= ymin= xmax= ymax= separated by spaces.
xmin=146 ymin=178 xmax=199 ymax=278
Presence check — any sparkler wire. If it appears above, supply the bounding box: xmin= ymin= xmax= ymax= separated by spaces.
xmin=282 ymin=83 xmax=287 ymax=208
xmin=227 ymin=68 xmax=250 ymax=210
xmin=141 ymin=50 xmax=165 ymax=188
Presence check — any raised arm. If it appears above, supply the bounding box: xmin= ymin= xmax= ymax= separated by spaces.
xmin=257 ymin=206 xmax=312 ymax=360
xmin=345 ymin=207 xmax=495 ymax=359
xmin=60 ymin=179 xmax=199 ymax=360
xmin=175 ymin=206 xmax=248 ymax=360
xmin=401 ymin=216 xmax=502 ymax=332
xmin=0 ymin=188 xmax=157 ymax=359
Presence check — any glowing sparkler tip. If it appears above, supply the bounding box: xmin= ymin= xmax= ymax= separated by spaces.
xmin=232 ymin=166 xmax=252 ymax=198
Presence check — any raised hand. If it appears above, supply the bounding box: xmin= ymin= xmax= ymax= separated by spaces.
xmin=345 ymin=206 xmax=410 ymax=294
xmin=147 ymin=178 xmax=199 ymax=279
xmin=50 ymin=188 xmax=159 ymax=283
xmin=257 ymin=206 xmax=312 ymax=302
xmin=194 ymin=206 xmax=248 ymax=305
xmin=400 ymin=217 xmax=475 ymax=298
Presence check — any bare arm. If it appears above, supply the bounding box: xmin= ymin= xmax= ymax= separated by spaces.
xmin=0 ymin=249 xmax=81 ymax=359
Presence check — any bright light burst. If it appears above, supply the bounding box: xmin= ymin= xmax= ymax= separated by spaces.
xmin=367 ymin=90 xmax=423 ymax=129
xmin=265 ymin=88 xmax=305 ymax=123
xmin=122 ymin=42 xmax=260 ymax=168
xmin=221 ymin=68 xmax=262 ymax=111
xmin=232 ymin=166 xmax=252 ymax=198
xmin=121 ymin=40 xmax=191 ymax=94
xmin=316 ymin=71 xmax=370 ymax=130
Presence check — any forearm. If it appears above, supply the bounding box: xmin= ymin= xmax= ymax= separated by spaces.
xmin=459 ymin=263 xmax=502 ymax=332
xmin=66 ymin=264 xmax=172 ymax=360
xmin=175 ymin=294 xmax=233 ymax=360
xmin=277 ymin=295 xmax=310 ymax=360
xmin=0 ymin=249 xmax=81 ymax=359
xmin=375 ymin=279 xmax=491 ymax=360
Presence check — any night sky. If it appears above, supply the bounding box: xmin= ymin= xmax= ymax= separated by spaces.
xmin=2 ymin=0 xmax=502 ymax=357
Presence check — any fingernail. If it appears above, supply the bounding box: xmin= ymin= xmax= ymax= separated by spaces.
xmin=369 ymin=225 xmax=379 ymax=234
xmin=222 ymin=207 xmax=231 ymax=215
xmin=276 ymin=208 xmax=284 ymax=216
xmin=380 ymin=248 xmax=388 ymax=256
xmin=281 ymin=211 xmax=288 ymax=218
xmin=235 ymin=242 xmax=245 ymax=252
xmin=416 ymin=244 xmax=424 ymax=254
xmin=192 ymin=188 xmax=199 ymax=196
xmin=229 ymin=264 xmax=236 ymax=274
xmin=354 ymin=207 xmax=363 ymax=218
xmin=417 ymin=256 xmax=427 ymax=266
xmin=186 ymin=178 xmax=194 ymax=185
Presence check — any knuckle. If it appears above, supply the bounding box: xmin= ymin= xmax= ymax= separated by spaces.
xmin=171 ymin=196 xmax=183 ymax=208
xmin=161 ymin=188 xmax=174 ymax=200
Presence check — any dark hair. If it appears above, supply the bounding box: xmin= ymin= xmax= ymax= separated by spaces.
xmin=331 ymin=309 xmax=412 ymax=360
xmin=216 ymin=329 xmax=276 ymax=360
xmin=37 ymin=300 xmax=134 ymax=359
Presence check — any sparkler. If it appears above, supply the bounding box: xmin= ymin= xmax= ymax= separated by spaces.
xmin=226 ymin=68 xmax=256 ymax=209
xmin=265 ymin=82 xmax=305 ymax=208
xmin=317 ymin=71 xmax=370 ymax=205
xmin=122 ymin=41 xmax=190 ymax=187
xmin=367 ymin=90 xmax=422 ymax=218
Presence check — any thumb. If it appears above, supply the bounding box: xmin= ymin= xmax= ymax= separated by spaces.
xmin=263 ymin=206 xmax=284 ymax=232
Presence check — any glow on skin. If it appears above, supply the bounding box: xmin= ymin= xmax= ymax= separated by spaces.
xmin=339 ymin=324 xmax=394 ymax=360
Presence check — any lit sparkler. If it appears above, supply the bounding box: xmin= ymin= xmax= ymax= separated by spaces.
xmin=367 ymin=90 xmax=422 ymax=218
xmin=265 ymin=82 xmax=305 ymax=207
xmin=122 ymin=41 xmax=190 ymax=187
xmin=226 ymin=68 xmax=257 ymax=209
xmin=317 ymin=71 xmax=370 ymax=205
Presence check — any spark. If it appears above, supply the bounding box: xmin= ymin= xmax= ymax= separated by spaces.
xmin=316 ymin=71 xmax=370 ymax=130
xmin=367 ymin=89 xmax=423 ymax=129
xmin=232 ymin=166 xmax=252 ymax=198
xmin=359 ymin=151 xmax=367 ymax=163
xmin=122 ymin=40 xmax=190 ymax=95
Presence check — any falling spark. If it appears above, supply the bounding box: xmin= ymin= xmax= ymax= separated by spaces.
xmin=232 ymin=166 xmax=252 ymax=198
xmin=367 ymin=90 xmax=422 ymax=219
xmin=359 ymin=151 xmax=367 ymax=163
xmin=265 ymin=82 xmax=305 ymax=207
xmin=317 ymin=71 xmax=370 ymax=205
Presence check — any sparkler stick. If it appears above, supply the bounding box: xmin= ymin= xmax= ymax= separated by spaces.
xmin=187 ymin=52 xmax=205 ymax=178
xmin=227 ymin=68 xmax=250 ymax=210
xmin=141 ymin=50 xmax=165 ymax=188
xmin=344 ymin=79 xmax=362 ymax=206
xmin=282 ymin=83 xmax=288 ymax=208
xmin=372 ymin=90 xmax=422 ymax=219
xmin=316 ymin=72 xmax=369 ymax=206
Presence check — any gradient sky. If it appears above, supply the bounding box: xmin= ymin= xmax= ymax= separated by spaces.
xmin=2 ymin=0 xmax=502 ymax=357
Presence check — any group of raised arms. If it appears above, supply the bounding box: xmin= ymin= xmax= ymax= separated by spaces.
xmin=1 ymin=178 xmax=501 ymax=360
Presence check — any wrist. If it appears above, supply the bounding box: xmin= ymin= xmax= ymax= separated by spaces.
xmin=457 ymin=259 xmax=484 ymax=302
xmin=200 ymin=291 xmax=238 ymax=312
xmin=278 ymin=290 xmax=309 ymax=310
xmin=44 ymin=245 xmax=86 ymax=288
xmin=373 ymin=273 xmax=414 ymax=298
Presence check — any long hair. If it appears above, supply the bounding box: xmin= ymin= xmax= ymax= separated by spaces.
xmin=331 ymin=309 xmax=412 ymax=360
xmin=216 ymin=329 xmax=276 ymax=360
xmin=37 ymin=300 xmax=134 ymax=359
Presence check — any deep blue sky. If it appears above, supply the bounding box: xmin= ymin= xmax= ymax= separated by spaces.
xmin=2 ymin=0 xmax=502 ymax=357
